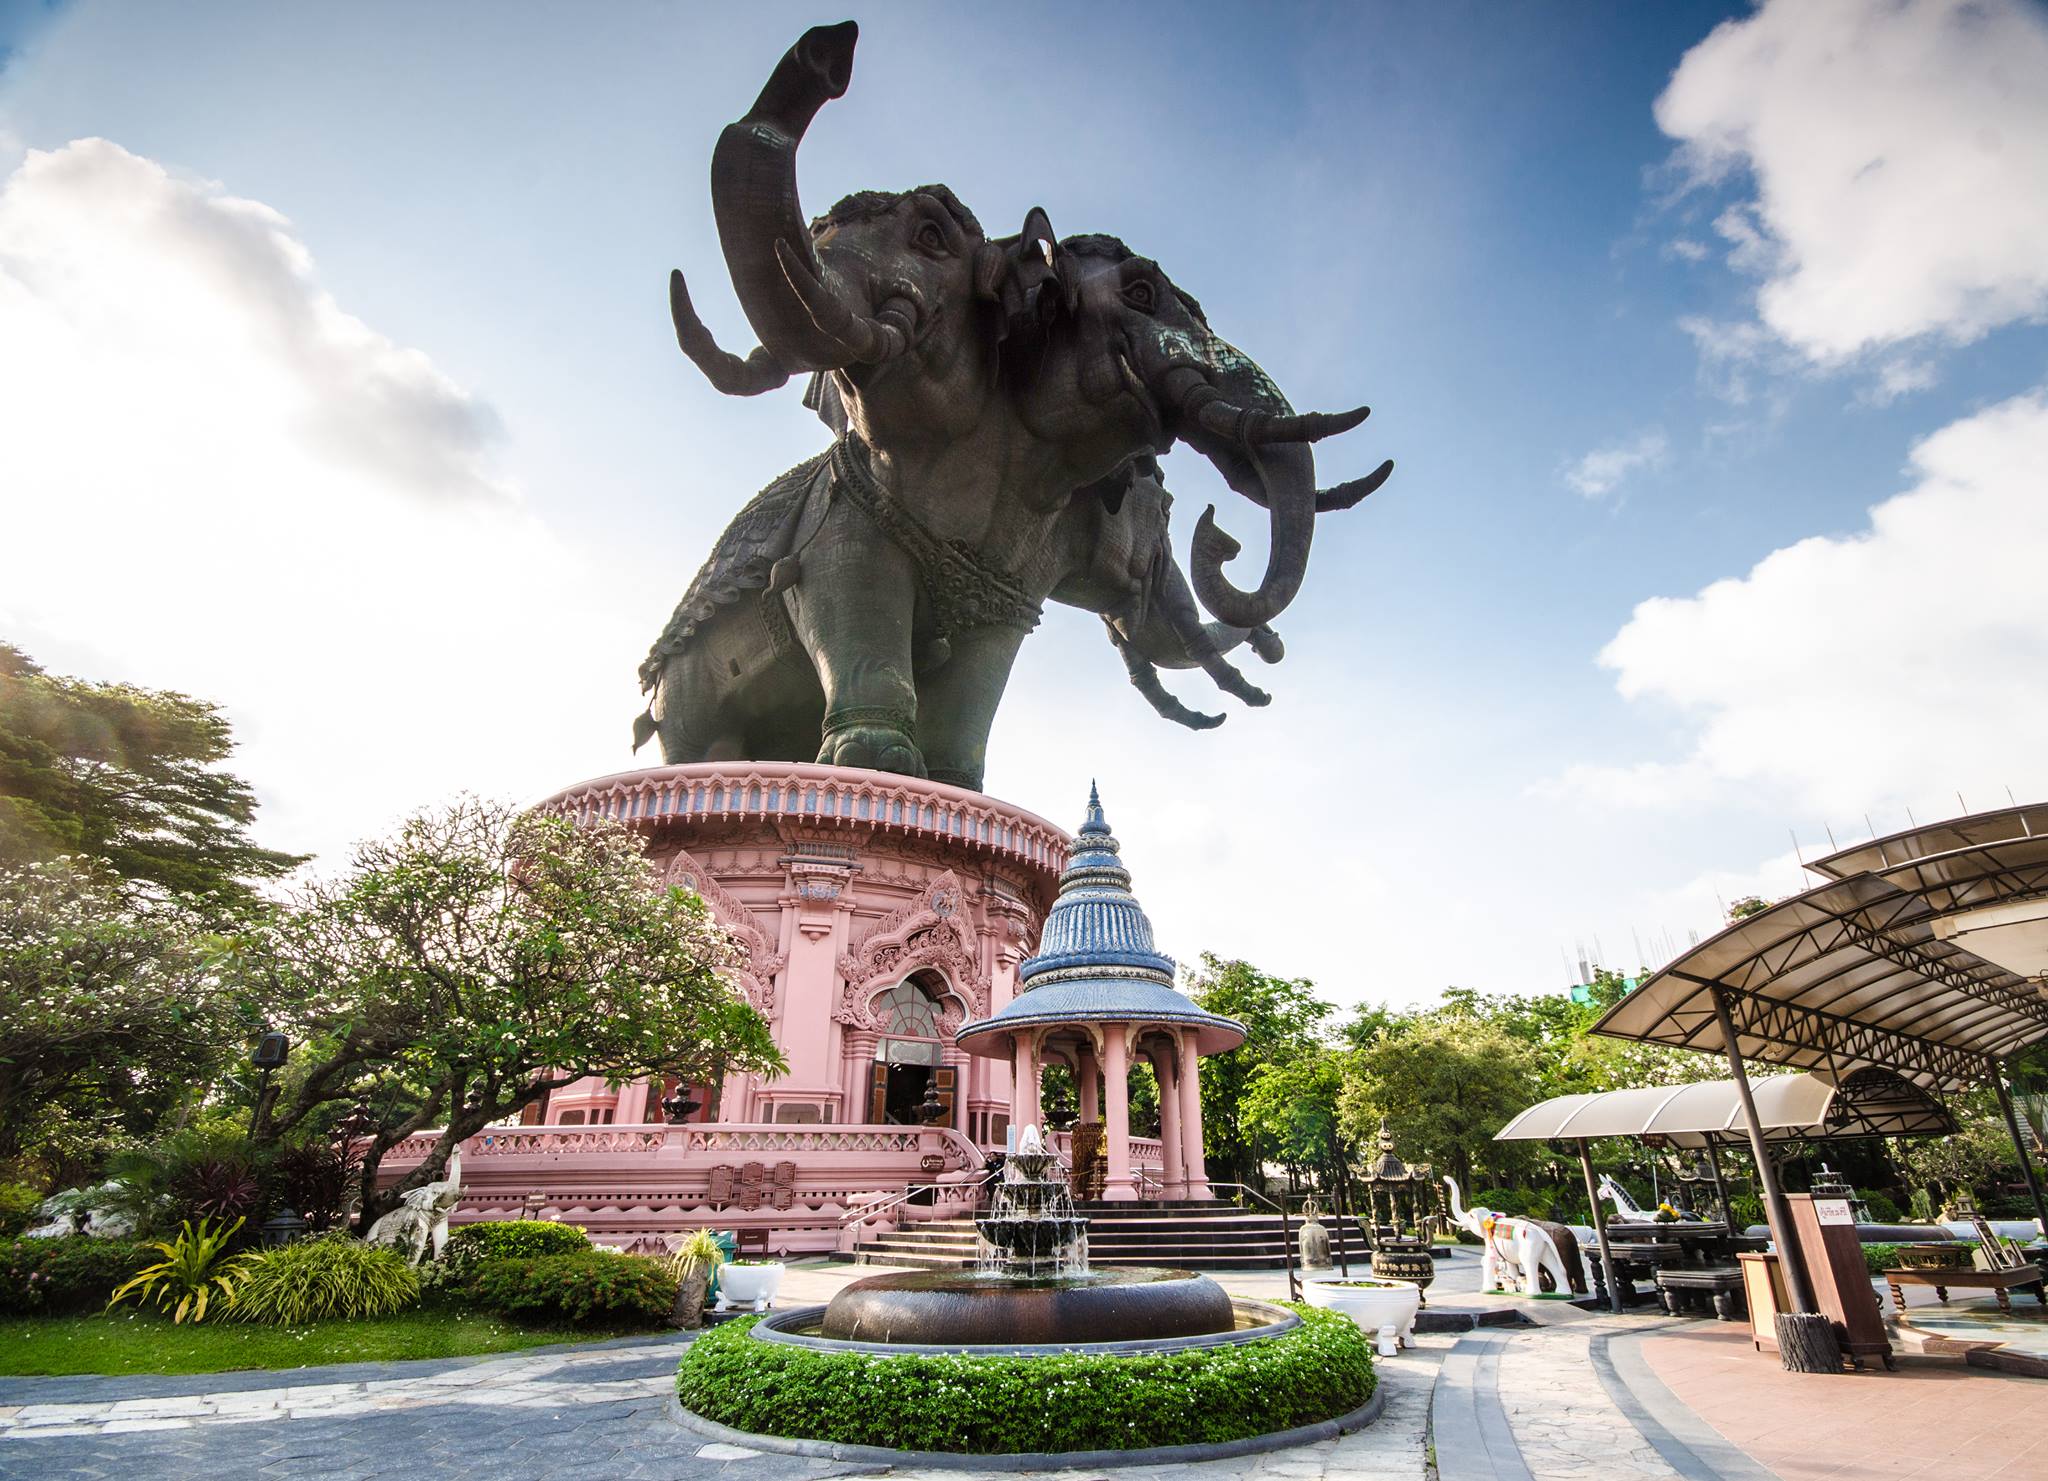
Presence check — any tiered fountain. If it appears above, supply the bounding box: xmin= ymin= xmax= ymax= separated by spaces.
xmin=811 ymin=1126 xmax=1238 ymax=1346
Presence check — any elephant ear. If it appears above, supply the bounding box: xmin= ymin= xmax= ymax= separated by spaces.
xmin=803 ymin=371 xmax=849 ymax=435
xmin=992 ymin=206 xmax=1064 ymax=378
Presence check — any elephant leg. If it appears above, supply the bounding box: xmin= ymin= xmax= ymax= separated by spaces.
xmin=916 ymin=624 xmax=1031 ymax=791
xmin=784 ymin=504 xmax=925 ymax=776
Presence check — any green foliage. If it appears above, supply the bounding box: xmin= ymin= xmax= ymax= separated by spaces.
xmin=1186 ymin=955 xmax=1333 ymax=1185
xmin=231 ymin=1235 xmax=420 ymax=1324
xmin=0 ymin=643 xmax=301 ymax=909
xmin=1338 ymin=1011 xmax=1539 ymax=1190
xmin=0 ymin=1183 xmax=43 ymax=1237
xmin=0 ymin=860 xmax=255 ymax=1165
xmin=1861 ymin=1241 xmax=1977 ymax=1278
xmin=469 ymin=1250 xmax=677 ymax=1326
xmin=242 ymin=798 xmax=784 ymax=1229
xmin=1240 ymin=1049 xmax=1349 ymax=1177
xmin=0 ymin=1235 xmax=156 ymax=1314
xmin=107 ymin=1217 xmax=255 ymax=1324
xmin=1860 ymin=1190 xmax=1902 ymax=1224
xmin=675 ymin=1306 xmax=1374 ymax=1454
xmin=0 ymin=1305 xmax=601 ymax=1376
xmin=670 ymin=1228 xmax=726 ymax=1277
xmin=443 ymin=1219 xmax=589 ymax=1269
xmin=1909 ymin=1187 xmax=1934 ymax=1221
xmin=1726 ymin=1192 xmax=1764 ymax=1230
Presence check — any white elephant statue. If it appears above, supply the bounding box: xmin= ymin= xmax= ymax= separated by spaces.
xmin=1442 ymin=1175 xmax=1583 ymax=1297
xmin=366 ymin=1150 xmax=463 ymax=1265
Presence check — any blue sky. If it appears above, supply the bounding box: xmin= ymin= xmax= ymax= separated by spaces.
xmin=5 ymin=0 xmax=2047 ymax=1006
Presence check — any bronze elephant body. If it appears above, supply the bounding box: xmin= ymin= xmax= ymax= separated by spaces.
xmin=636 ymin=22 xmax=1390 ymax=790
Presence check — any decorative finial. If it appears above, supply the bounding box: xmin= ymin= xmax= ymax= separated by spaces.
xmin=1081 ymin=780 xmax=1108 ymax=835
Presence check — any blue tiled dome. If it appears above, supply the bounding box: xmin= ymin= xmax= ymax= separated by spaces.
xmin=956 ymin=785 xmax=1245 ymax=1056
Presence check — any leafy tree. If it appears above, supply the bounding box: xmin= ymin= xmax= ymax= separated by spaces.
xmin=0 ymin=859 xmax=253 ymax=1166
xmin=0 ymin=644 xmax=301 ymax=910
xmin=1185 ymin=954 xmax=1332 ymax=1186
xmin=240 ymin=798 xmax=785 ymax=1227
xmin=1240 ymin=1047 xmax=1350 ymax=1193
xmin=1337 ymin=1009 xmax=1539 ymax=1192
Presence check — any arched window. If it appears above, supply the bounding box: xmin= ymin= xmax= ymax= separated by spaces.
xmin=871 ymin=979 xmax=942 ymax=1039
xmin=866 ymin=971 xmax=956 ymax=1125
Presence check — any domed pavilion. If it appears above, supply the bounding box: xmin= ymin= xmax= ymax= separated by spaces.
xmin=956 ymin=785 xmax=1244 ymax=1200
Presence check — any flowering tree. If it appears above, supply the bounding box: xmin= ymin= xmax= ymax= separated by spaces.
xmin=243 ymin=798 xmax=784 ymax=1228
xmin=0 ymin=860 xmax=248 ymax=1164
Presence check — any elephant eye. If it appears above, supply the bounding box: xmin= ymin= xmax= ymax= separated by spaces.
xmin=913 ymin=220 xmax=949 ymax=254
xmin=1121 ymin=280 xmax=1158 ymax=314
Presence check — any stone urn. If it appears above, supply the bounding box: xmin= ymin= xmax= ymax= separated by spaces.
xmin=1303 ymin=1276 xmax=1421 ymax=1357
xmin=1371 ymin=1244 xmax=1437 ymax=1304
xmin=714 ymin=1260 xmax=784 ymax=1313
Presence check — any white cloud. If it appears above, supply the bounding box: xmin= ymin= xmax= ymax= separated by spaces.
xmin=1657 ymin=0 xmax=2048 ymax=363
xmin=1565 ymin=389 xmax=2048 ymax=816
xmin=0 ymin=140 xmax=635 ymax=865
xmin=1563 ymin=429 xmax=1668 ymax=500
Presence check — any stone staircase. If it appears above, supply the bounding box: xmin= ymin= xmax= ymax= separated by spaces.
xmin=852 ymin=1197 xmax=1376 ymax=1272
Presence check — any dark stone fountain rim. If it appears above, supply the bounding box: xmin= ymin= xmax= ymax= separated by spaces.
xmin=754 ymin=1297 xmax=1299 ymax=1357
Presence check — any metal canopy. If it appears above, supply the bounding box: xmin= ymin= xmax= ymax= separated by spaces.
xmin=1593 ymin=870 xmax=2048 ymax=1091
xmin=1494 ymin=1068 xmax=1954 ymax=1148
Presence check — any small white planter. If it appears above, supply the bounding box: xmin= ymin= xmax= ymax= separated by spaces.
xmin=1303 ymin=1276 xmax=1422 ymax=1357
xmin=715 ymin=1261 xmax=785 ymax=1313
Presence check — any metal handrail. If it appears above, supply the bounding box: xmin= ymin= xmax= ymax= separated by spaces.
xmin=1209 ymin=1181 xmax=1301 ymax=1301
xmin=840 ymin=1170 xmax=995 ymax=1232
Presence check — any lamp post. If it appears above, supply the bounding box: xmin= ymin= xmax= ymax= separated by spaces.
xmin=249 ymin=1030 xmax=290 ymax=1137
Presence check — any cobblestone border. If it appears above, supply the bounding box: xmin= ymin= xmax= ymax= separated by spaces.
xmin=668 ymin=1381 xmax=1387 ymax=1471
xmin=1589 ymin=1326 xmax=1776 ymax=1481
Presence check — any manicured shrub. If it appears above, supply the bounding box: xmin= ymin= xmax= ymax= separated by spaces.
xmin=232 ymin=1235 xmax=421 ymax=1324
xmin=470 ymin=1250 xmax=676 ymax=1326
xmin=107 ymin=1217 xmax=255 ymax=1324
xmin=444 ymin=1219 xmax=590 ymax=1267
xmin=0 ymin=1184 xmax=44 ymax=1238
xmin=0 ymin=1235 xmax=156 ymax=1315
xmin=1863 ymin=1240 xmax=1977 ymax=1278
xmin=674 ymin=1304 xmax=1375 ymax=1454
xmin=1859 ymin=1190 xmax=1903 ymax=1224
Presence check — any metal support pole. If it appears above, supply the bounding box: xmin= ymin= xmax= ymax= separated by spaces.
xmin=1577 ymin=1138 xmax=1623 ymax=1315
xmin=1705 ymin=1142 xmax=1731 ymax=1226
xmin=1993 ymin=1071 xmax=2048 ymax=1241
xmin=1711 ymin=987 xmax=1815 ymax=1314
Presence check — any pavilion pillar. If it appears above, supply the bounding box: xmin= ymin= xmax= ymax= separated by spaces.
xmin=1076 ymin=1044 xmax=1100 ymax=1124
xmin=1011 ymin=1033 xmax=1041 ymax=1135
xmin=1150 ymin=1046 xmax=1184 ymax=1198
xmin=1711 ymin=988 xmax=1840 ymax=1372
xmin=1177 ymin=1035 xmax=1212 ymax=1198
xmin=1993 ymin=1069 xmax=2048 ymax=1240
xmin=1102 ymin=1029 xmax=1136 ymax=1200
xmin=1576 ymin=1139 xmax=1624 ymax=1316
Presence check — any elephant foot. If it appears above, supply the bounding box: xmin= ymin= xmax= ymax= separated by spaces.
xmin=818 ymin=712 xmax=925 ymax=777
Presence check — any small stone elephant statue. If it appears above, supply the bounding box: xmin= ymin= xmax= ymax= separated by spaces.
xmin=366 ymin=1151 xmax=463 ymax=1266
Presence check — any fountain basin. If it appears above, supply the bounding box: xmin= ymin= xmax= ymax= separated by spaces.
xmin=818 ymin=1267 xmax=1237 ymax=1347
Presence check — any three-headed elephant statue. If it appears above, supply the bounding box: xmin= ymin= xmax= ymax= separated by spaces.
xmin=635 ymin=20 xmax=1392 ymax=791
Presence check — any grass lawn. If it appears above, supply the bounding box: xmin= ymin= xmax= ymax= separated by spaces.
xmin=0 ymin=1305 xmax=667 ymax=1377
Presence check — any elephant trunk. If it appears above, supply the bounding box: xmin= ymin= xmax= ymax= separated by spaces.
xmin=710 ymin=22 xmax=898 ymax=372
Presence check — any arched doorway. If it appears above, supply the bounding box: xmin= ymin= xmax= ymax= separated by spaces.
xmin=866 ymin=970 xmax=959 ymax=1126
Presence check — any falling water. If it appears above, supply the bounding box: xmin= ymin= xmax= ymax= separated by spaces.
xmin=975 ymin=1125 xmax=1089 ymax=1279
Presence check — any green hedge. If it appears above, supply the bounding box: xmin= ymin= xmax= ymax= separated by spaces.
xmin=444 ymin=1220 xmax=591 ymax=1263
xmin=470 ymin=1251 xmax=676 ymax=1325
xmin=0 ymin=1237 xmax=157 ymax=1315
xmin=674 ymin=1305 xmax=1374 ymax=1454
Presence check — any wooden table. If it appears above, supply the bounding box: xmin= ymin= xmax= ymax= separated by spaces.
xmin=1886 ymin=1264 xmax=2048 ymax=1317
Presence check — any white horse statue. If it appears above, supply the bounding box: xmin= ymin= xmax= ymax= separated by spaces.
xmin=367 ymin=1149 xmax=463 ymax=1265
xmin=1598 ymin=1171 xmax=1705 ymax=1223
xmin=1443 ymin=1176 xmax=1582 ymax=1296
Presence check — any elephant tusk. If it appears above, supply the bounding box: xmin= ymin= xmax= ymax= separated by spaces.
xmin=1193 ymin=394 xmax=1371 ymax=447
xmin=669 ymin=269 xmax=793 ymax=396
xmin=1315 ymin=458 xmax=1394 ymax=512
xmin=773 ymin=238 xmax=908 ymax=365
xmin=1038 ymin=237 xmax=1053 ymax=267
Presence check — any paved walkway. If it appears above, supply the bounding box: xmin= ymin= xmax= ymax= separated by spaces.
xmin=3 ymin=1253 xmax=2043 ymax=1480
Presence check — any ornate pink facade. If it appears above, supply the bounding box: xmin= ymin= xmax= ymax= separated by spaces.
xmin=380 ymin=762 xmax=1174 ymax=1252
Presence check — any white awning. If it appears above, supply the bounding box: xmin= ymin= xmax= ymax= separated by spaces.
xmin=1494 ymin=1068 xmax=1953 ymax=1147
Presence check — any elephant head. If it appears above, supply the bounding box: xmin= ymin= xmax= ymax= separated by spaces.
xmin=1026 ymin=235 xmax=1393 ymax=631
xmin=670 ymin=21 xmax=1029 ymax=444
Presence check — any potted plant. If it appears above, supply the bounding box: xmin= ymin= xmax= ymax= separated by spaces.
xmin=668 ymin=1230 xmax=725 ymax=1329
xmin=715 ymin=1253 xmax=785 ymax=1313
xmin=1301 ymin=1274 xmax=1422 ymax=1356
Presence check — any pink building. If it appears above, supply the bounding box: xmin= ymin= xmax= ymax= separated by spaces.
xmin=381 ymin=762 xmax=1189 ymax=1252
